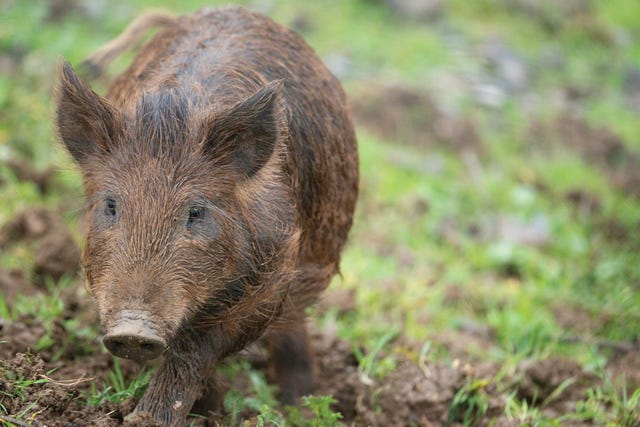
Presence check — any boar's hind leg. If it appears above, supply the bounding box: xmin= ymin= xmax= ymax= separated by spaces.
xmin=190 ymin=374 xmax=222 ymax=419
xmin=267 ymin=263 xmax=337 ymax=404
xmin=268 ymin=314 xmax=314 ymax=405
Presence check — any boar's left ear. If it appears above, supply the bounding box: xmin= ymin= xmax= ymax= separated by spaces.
xmin=202 ymin=80 xmax=284 ymax=178
xmin=56 ymin=59 xmax=121 ymax=164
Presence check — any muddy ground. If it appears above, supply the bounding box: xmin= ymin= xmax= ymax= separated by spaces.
xmin=1 ymin=83 xmax=639 ymax=426
xmin=0 ymin=275 xmax=634 ymax=427
xmin=0 ymin=267 xmax=612 ymax=427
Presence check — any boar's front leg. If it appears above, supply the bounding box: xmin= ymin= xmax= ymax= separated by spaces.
xmin=130 ymin=328 xmax=218 ymax=426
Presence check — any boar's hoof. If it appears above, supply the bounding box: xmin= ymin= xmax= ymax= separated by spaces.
xmin=103 ymin=323 xmax=166 ymax=361
xmin=123 ymin=409 xmax=158 ymax=426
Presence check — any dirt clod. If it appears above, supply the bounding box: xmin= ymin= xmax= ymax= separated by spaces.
xmin=0 ymin=208 xmax=80 ymax=285
xmin=0 ymin=353 xmax=80 ymax=423
xmin=528 ymin=113 xmax=640 ymax=198
xmin=514 ymin=358 xmax=596 ymax=416
xmin=3 ymin=158 xmax=56 ymax=194
xmin=350 ymin=83 xmax=482 ymax=153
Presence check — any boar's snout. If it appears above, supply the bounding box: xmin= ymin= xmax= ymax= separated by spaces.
xmin=103 ymin=311 xmax=166 ymax=361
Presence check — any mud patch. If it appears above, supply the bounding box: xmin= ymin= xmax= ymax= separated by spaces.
xmin=513 ymin=358 xmax=596 ymax=416
xmin=528 ymin=113 xmax=640 ymax=198
xmin=0 ymin=207 xmax=80 ymax=285
xmin=350 ymin=83 xmax=482 ymax=153
xmin=0 ymin=320 xmax=152 ymax=426
xmin=564 ymin=188 xmax=602 ymax=216
xmin=0 ymin=353 xmax=113 ymax=427
xmin=553 ymin=303 xmax=604 ymax=334
xmin=0 ymin=268 xmax=31 ymax=304
xmin=226 ymin=329 xmax=507 ymax=426
xmin=1 ymin=158 xmax=56 ymax=195
xmin=608 ymin=351 xmax=640 ymax=391
xmin=0 ymin=314 xmax=618 ymax=426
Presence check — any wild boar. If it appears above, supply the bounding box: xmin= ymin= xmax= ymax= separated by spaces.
xmin=55 ymin=6 xmax=358 ymax=425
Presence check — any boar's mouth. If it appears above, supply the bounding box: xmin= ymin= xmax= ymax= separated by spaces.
xmin=102 ymin=310 xmax=167 ymax=361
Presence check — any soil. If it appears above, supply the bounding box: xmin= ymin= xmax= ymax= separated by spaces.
xmin=0 ymin=207 xmax=80 ymax=286
xmin=349 ymin=83 xmax=482 ymax=154
xmin=0 ymin=264 xmax=620 ymax=426
xmin=527 ymin=113 xmax=640 ymax=199
xmin=351 ymin=84 xmax=640 ymax=204
xmin=2 ymin=158 xmax=56 ymax=195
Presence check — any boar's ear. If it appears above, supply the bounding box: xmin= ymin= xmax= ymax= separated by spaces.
xmin=202 ymin=80 xmax=284 ymax=178
xmin=56 ymin=59 xmax=121 ymax=164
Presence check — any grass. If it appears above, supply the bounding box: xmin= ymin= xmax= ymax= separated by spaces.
xmin=0 ymin=277 xmax=95 ymax=361
xmin=219 ymin=360 xmax=343 ymax=426
xmin=353 ymin=330 xmax=399 ymax=384
xmin=565 ymin=379 xmax=640 ymax=426
xmin=0 ymin=374 xmax=50 ymax=413
xmin=86 ymin=359 xmax=154 ymax=406
xmin=1 ymin=0 xmax=640 ymax=425
xmin=448 ymin=378 xmax=490 ymax=426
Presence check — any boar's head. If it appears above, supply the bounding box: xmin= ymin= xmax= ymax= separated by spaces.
xmin=56 ymin=61 xmax=298 ymax=361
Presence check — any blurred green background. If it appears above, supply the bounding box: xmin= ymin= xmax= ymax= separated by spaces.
xmin=1 ymin=0 xmax=640 ymax=425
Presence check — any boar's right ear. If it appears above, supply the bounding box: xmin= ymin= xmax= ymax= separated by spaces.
xmin=202 ymin=80 xmax=284 ymax=178
xmin=56 ymin=59 xmax=121 ymax=164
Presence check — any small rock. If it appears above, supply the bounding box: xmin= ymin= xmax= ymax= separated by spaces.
xmin=496 ymin=214 xmax=551 ymax=247
xmin=468 ymin=213 xmax=551 ymax=248
xmin=480 ymin=38 xmax=530 ymax=92
xmin=623 ymin=66 xmax=640 ymax=111
xmin=385 ymin=0 xmax=443 ymax=21
xmin=473 ymin=83 xmax=508 ymax=108
xmin=76 ymin=0 xmax=109 ymax=19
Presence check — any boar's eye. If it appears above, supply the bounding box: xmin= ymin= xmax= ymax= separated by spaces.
xmin=104 ymin=197 xmax=117 ymax=218
xmin=187 ymin=206 xmax=205 ymax=230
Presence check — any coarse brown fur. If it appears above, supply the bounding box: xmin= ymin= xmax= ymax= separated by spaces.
xmin=55 ymin=6 xmax=358 ymax=426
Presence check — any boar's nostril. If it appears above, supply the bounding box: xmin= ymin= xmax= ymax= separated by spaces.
xmin=103 ymin=329 xmax=166 ymax=361
xmin=141 ymin=343 xmax=155 ymax=352
xmin=108 ymin=339 xmax=125 ymax=354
